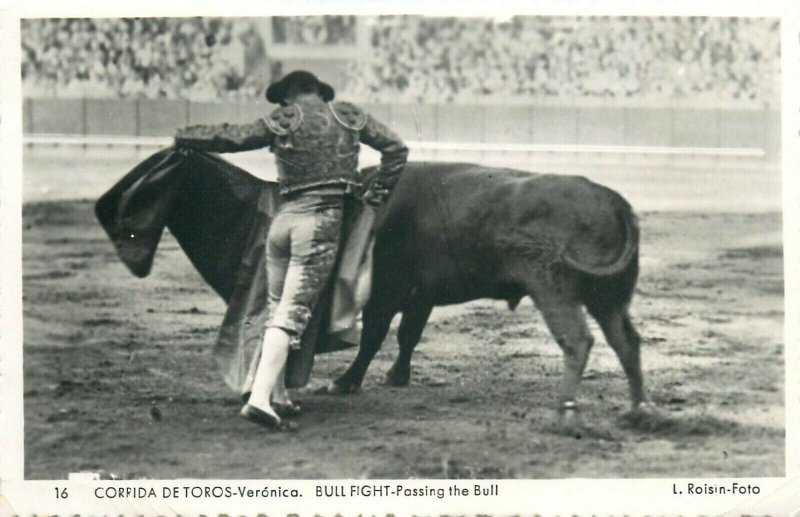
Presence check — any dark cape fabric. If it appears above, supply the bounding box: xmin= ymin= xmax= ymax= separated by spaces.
xmin=95 ymin=147 xmax=369 ymax=391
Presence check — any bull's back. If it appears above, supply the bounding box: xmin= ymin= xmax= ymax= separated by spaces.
xmin=368 ymin=162 xmax=635 ymax=303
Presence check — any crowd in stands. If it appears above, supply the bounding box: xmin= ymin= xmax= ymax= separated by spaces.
xmin=272 ymin=16 xmax=356 ymax=45
xmin=21 ymin=16 xmax=780 ymax=105
xmin=21 ymin=18 xmax=266 ymax=101
xmin=343 ymin=16 xmax=780 ymax=104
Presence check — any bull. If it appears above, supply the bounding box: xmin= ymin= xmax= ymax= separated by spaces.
xmin=328 ymin=162 xmax=654 ymax=427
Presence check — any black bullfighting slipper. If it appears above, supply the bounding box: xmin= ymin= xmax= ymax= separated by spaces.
xmin=240 ymin=404 xmax=296 ymax=431
xmin=241 ymin=393 xmax=301 ymax=419
xmin=273 ymin=401 xmax=302 ymax=418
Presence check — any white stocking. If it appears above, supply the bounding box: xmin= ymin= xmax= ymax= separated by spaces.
xmin=271 ymin=362 xmax=292 ymax=406
xmin=247 ymin=327 xmax=291 ymax=418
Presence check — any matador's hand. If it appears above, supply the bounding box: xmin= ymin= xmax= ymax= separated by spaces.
xmin=363 ymin=185 xmax=391 ymax=206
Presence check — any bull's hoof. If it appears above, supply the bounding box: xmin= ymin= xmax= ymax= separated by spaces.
xmin=385 ymin=365 xmax=411 ymax=387
xmin=624 ymin=401 xmax=666 ymax=422
xmin=630 ymin=401 xmax=663 ymax=418
xmin=323 ymin=380 xmax=361 ymax=395
xmin=618 ymin=401 xmax=670 ymax=433
xmin=273 ymin=401 xmax=302 ymax=418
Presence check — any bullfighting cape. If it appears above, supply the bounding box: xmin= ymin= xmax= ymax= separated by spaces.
xmin=95 ymin=147 xmax=374 ymax=391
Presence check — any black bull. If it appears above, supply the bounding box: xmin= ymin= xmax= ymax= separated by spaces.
xmin=97 ymin=152 xmax=652 ymax=423
xmin=332 ymin=162 xmax=652 ymax=420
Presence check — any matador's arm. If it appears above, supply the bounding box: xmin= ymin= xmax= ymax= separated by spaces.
xmin=174 ymin=119 xmax=274 ymax=153
xmin=358 ymin=115 xmax=409 ymax=192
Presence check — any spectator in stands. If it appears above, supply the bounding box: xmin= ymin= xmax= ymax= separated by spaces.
xmin=21 ymin=17 xmax=259 ymax=101
xmin=342 ymin=16 xmax=779 ymax=104
xmin=20 ymin=16 xmax=780 ymax=105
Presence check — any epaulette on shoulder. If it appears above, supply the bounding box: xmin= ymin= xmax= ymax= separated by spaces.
xmin=330 ymin=101 xmax=368 ymax=131
xmin=264 ymin=105 xmax=302 ymax=136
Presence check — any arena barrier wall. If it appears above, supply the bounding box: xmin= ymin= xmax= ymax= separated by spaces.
xmin=22 ymin=98 xmax=781 ymax=162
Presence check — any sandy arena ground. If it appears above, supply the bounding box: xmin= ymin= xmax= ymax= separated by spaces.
xmin=22 ymin=149 xmax=784 ymax=479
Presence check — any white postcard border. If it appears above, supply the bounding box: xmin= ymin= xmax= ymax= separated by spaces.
xmin=1 ymin=0 xmax=798 ymax=515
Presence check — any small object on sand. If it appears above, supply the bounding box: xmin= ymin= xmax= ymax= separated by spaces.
xmin=150 ymin=405 xmax=162 ymax=421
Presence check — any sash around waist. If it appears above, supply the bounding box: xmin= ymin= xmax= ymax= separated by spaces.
xmin=278 ymin=186 xmax=350 ymax=214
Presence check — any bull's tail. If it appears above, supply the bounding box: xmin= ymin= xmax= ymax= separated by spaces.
xmin=562 ymin=211 xmax=639 ymax=277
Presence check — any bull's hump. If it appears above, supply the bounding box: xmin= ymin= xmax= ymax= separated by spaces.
xmin=383 ymin=163 xmax=619 ymax=205
xmin=404 ymin=162 xmax=540 ymax=183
